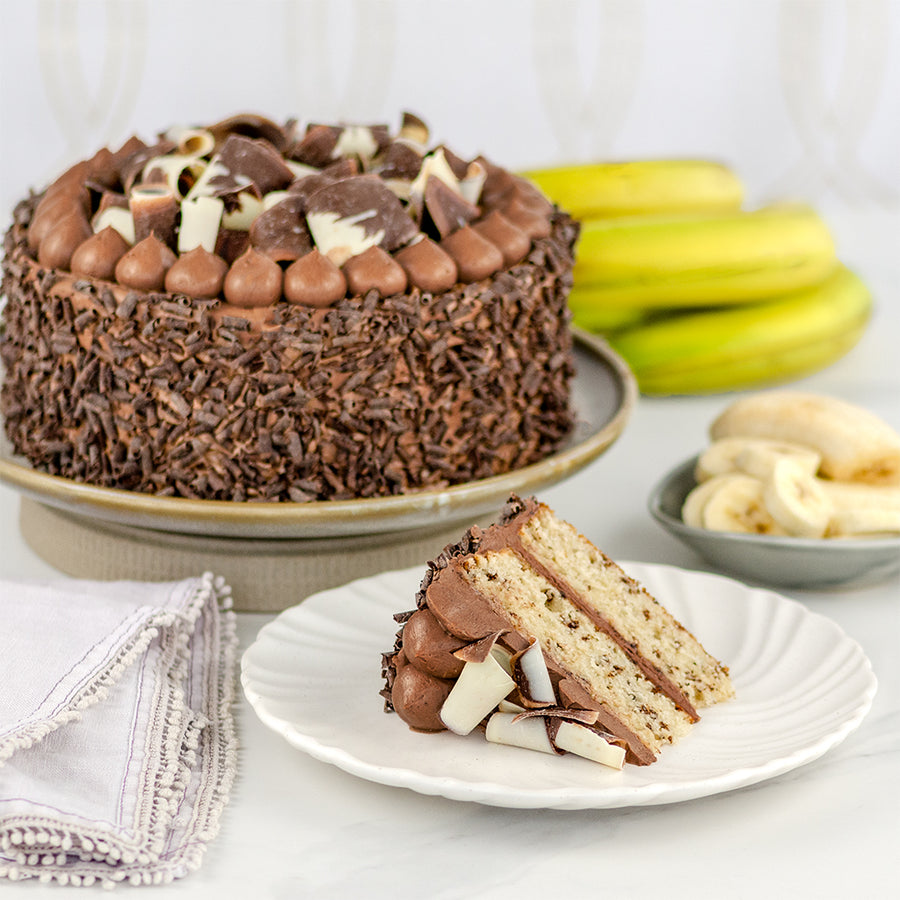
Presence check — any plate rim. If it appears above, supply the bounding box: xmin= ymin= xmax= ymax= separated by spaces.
xmin=0 ymin=328 xmax=637 ymax=538
xmin=240 ymin=561 xmax=878 ymax=810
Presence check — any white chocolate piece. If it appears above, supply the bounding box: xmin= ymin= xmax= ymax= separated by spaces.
xmin=554 ymin=722 xmax=626 ymax=770
xmin=92 ymin=206 xmax=135 ymax=245
xmin=184 ymin=156 xmax=231 ymax=201
xmin=382 ymin=178 xmax=412 ymax=202
xmin=179 ymin=196 xmax=225 ymax=253
xmin=262 ymin=191 xmax=291 ymax=211
xmin=439 ymin=650 xmax=515 ymax=735
xmin=485 ymin=713 xmax=555 ymax=755
xmin=497 ymin=699 xmax=526 ymax=714
xmin=306 ymin=209 xmax=384 ymax=267
xmin=285 ymin=160 xmax=319 ymax=181
xmin=221 ymin=191 xmax=266 ymax=230
xmin=409 ymin=148 xmax=461 ymax=206
xmin=332 ymin=125 xmax=379 ymax=162
xmin=517 ymin=642 xmax=555 ymax=704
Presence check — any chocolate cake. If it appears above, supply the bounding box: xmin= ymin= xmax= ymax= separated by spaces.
xmin=0 ymin=113 xmax=577 ymax=501
xmin=382 ymin=495 xmax=734 ymax=767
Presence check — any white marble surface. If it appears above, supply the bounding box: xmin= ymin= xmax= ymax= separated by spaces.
xmin=1 ymin=212 xmax=898 ymax=897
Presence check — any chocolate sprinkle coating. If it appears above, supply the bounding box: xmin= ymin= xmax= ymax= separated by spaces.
xmin=1 ymin=195 xmax=578 ymax=502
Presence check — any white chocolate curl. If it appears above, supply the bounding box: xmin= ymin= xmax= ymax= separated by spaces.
xmin=459 ymin=160 xmax=487 ymax=206
xmin=179 ymin=196 xmax=225 ymax=254
xmin=163 ymin=125 xmax=216 ymax=158
xmin=485 ymin=713 xmax=556 ymax=755
xmin=554 ymin=722 xmax=626 ymax=770
xmin=440 ymin=649 xmax=515 ymax=736
xmin=517 ymin=642 xmax=555 ymax=704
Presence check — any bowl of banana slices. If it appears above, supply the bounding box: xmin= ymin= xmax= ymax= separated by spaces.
xmin=649 ymin=391 xmax=900 ymax=589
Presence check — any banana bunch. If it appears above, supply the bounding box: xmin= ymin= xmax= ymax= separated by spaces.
xmin=683 ymin=391 xmax=900 ymax=538
xmin=523 ymin=160 xmax=872 ymax=394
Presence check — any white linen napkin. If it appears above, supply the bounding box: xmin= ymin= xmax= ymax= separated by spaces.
xmin=0 ymin=572 xmax=238 ymax=887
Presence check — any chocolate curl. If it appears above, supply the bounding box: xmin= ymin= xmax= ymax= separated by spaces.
xmin=208 ymin=113 xmax=292 ymax=153
xmin=119 ymin=139 xmax=177 ymax=193
xmin=452 ymin=632 xmax=505 ymax=664
xmin=130 ymin=184 xmax=178 ymax=247
xmin=398 ymin=111 xmax=429 ymax=149
xmin=512 ymin=708 xmax=601 ymax=725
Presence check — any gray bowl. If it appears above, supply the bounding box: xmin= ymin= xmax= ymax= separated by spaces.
xmin=648 ymin=457 xmax=900 ymax=590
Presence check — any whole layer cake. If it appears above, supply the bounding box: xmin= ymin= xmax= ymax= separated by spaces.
xmin=1 ymin=113 xmax=577 ymax=501
xmin=382 ymin=495 xmax=734 ymax=766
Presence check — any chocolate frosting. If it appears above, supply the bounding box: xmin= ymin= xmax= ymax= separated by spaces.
xmin=342 ymin=246 xmax=407 ymax=297
xmin=440 ymin=226 xmax=503 ymax=282
xmin=283 ymin=249 xmax=347 ymax=307
xmin=114 ymin=234 xmax=176 ymax=291
xmin=223 ymin=247 xmax=283 ymax=307
xmin=394 ymin=238 xmax=457 ymax=293
xmin=70 ymin=226 xmax=130 ymax=280
xmin=37 ymin=209 xmax=93 ymax=270
xmin=165 ymin=246 xmax=229 ymax=299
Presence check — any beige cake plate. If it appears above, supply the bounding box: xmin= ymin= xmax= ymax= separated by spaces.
xmin=0 ymin=330 xmax=636 ymax=611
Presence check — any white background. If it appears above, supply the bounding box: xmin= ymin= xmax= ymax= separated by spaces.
xmin=1 ymin=0 xmax=898 ymax=217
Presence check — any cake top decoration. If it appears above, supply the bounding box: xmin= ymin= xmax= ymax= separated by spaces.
xmin=23 ymin=112 xmax=556 ymax=311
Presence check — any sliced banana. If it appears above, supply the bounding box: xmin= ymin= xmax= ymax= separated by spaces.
xmin=693 ymin=437 xmax=749 ymax=481
xmin=695 ymin=437 xmax=822 ymax=483
xmin=734 ymin=440 xmax=821 ymax=480
xmin=710 ymin=390 xmax=900 ymax=485
xmin=682 ymin=475 xmax=736 ymax=527
xmin=828 ymin=508 xmax=900 ymax=537
xmin=818 ymin=480 xmax=900 ymax=513
xmin=700 ymin=473 xmax=788 ymax=536
xmin=762 ymin=458 xmax=833 ymax=537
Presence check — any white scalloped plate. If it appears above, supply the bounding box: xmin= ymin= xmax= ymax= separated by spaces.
xmin=240 ymin=562 xmax=877 ymax=810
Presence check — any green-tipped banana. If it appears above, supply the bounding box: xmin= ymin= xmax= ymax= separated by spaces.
xmin=520 ymin=159 xmax=744 ymax=220
xmin=608 ymin=266 xmax=872 ymax=395
xmin=571 ymin=204 xmax=837 ymax=309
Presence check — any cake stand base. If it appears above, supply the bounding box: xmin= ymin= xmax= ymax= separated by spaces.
xmin=19 ymin=498 xmax=470 ymax=612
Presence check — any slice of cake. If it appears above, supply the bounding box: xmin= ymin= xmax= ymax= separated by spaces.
xmin=381 ymin=495 xmax=733 ymax=767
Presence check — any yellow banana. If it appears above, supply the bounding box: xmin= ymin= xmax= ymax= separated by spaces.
xmin=608 ymin=266 xmax=872 ymax=395
xmin=570 ymin=204 xmax=837 ymax=309
xmin=521 ymin=160 xmax=744 ymax=219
